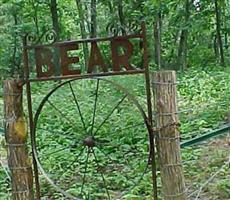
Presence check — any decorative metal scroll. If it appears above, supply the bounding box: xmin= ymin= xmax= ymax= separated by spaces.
xmin=106 ymin=20 xmax=141 ymax=36
xmin=26 ymin=30 xmax=57 ymax=46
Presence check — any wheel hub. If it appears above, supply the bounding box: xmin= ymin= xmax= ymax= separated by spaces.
xmin=83 ymin=136 xmax=95 ymax=147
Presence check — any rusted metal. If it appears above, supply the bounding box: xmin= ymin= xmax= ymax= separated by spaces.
xmin=111 ymin=38 xmax=135 ymax=71
xmin=26 ymin=30 xmax=57 ymax=46
xmin=21 ymin=22 xmax=158 ymax=199
xmin=27 ymin=70 xmax=145 ymax=82
xmin=88 ymin=42 xmax=107 ymax=73
xmin=142 ymin=22 xmax=158 ymax=200
xmin=60 ymin=43 xmax=81 ymax=76
xmin=23 ymin=29 xmax=146 ymax=80
xmin=35 ymin=47 xmax=55 ymax=78
xmin=33 ymin=37 xmax=139 ymax=78
xmin=24 ymin=34 xmax=142 ymax=49
xmin=23 ymin=36 xmax=41 ymax=200
xmin=32 ymin=77 xmax=151 ymax=199
xmin=83 ymin=136 xmax=96 ymax=147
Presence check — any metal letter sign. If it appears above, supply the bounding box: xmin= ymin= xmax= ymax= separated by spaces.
xmin=22 ymin=22 xmax=158 ymax=200
xmin=23 ymin=23 xmax=149 ymax=81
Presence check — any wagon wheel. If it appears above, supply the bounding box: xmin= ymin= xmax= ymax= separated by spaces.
xmin=33 ymin=77 xmax=151 ymax=200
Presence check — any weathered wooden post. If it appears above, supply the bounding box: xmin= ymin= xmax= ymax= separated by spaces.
xmin=152 ymin=71 xmax=187 ymax=200
xmin=3 ymin=80 xmax=34 ymax=200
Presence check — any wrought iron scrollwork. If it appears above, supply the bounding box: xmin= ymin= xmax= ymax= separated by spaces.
xmin=106 ymin=22 xmax=120 ymax=36
xmin=45 ymin=30 xmax=57 ymax=44
xmin=26 ymin=30 xmax=57 ymax=46
xmin=106 ymin=20 xmax=141 ymax=36
xmin=127 ymin=21 xmax=141 ymax=33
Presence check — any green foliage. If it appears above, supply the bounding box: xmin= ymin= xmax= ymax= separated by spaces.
xmin=1 ymin=67 xmax=229 ymax=199
xmin=0 ymin=0 xmax=229 ymax=76
xmin=217 ymin=179 xmax=230 ymax=198
xmin=0 ymin=0 xmax=229 ymax=199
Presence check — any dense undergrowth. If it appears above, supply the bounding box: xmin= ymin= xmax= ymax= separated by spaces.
xmin=0 ymin=66 xmax=229 ymax=199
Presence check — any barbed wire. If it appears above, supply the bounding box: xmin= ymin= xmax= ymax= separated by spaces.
xmin=188 ymin=157 xmax=230 ymax=199
xmin=152 ymin=99 xmax=230 ymax=118
xmin=152 ymin=72 xmax=230 ymax=86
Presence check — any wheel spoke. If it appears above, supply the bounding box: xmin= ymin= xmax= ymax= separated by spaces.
xmin=41 ymin=146 xmax=70 ymax=157
xmin=47 ymin=99 xmax=74 ymax=125
xmin=114 ymin=122 xmax=144 ymax=133
xmin=118 ymin=163 xmax=149 ymax=199
xmin=68 ymin=82 xmax=87 ymax=134
xmin=37 ymin=127 xmax=73 ymax=139
xmin=92 ymin=148 xmax=111 ymax=200
xmin=37 ymin=127 xmax=85 ymax=146
xmin=93 ymin=95 xmax=127 ymax=136
xmin=67 ymin=146 xmax=85 ymax=169
xmin=90 ymin=79 xmax=100 ymax=135
xmin=95 ymin=147 xmax=115 ymax=164
xmin=95 ymin=122 xmax=144 ymax=146
xmin=81 ymin=148 xmax=90 ymax=196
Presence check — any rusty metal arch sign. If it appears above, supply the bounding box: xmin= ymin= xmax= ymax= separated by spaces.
xmin=23 ymin=23 xmax=148 ymax=81
xmin=22 ymin=22 xmax=158 ymax=200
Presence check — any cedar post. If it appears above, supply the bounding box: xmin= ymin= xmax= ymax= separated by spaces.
xmin=152 ymin=71 xmax=187 ymax=200
xmin=3 ymin=80 xmax=34 ymax=200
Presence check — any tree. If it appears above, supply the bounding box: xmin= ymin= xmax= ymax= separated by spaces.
xmin=50 ymin=0 xmax=60 ymax=40
xmin=154 ymin=0 xmax=162 ymax=69
xmin=178 ymin=0 xmax=190 ymax=71
xmin=76 ymin=0 xmax=89 ymax=67
xmin=90 ymin=0 xmax=97 ymax=37
xmin=214 ymin=0 xmax=225 ymax=66
xmin=117 ymin=0 xmax=126 ymax=35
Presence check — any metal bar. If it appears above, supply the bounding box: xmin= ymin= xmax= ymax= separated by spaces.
xmin=47 ymin=99 xmax=74 ymax=125
xmin=81 ymin=148 xmax=90 ymax=196
xmin=90 ymin=80 xmax=100 ymax=135
xmin=67 ymin=146 xmax=85 ymax=169
xmin=95 ymin=147 xmax=115 ymax=164
xmin=142 ymin=21 xmax=158 ymax=200
xmin=23 ymin=36 xmax=41 ymax=200
xmin=41 ymin=146 xmax=70 ymax=157
xmin=181 ymin=125 xmax=230 ymax=148
xmin=27 ymin=70 xmax=145 ymax=82
xmin=92 ymin=148 xmax=111 ymax=200
xmin=93 ymin=95 xmax=127 ymax=136
xmin=25 ymin=33 xmax=143 ymax=49
xmin=68 ymin=82 xmax=87 ymax=134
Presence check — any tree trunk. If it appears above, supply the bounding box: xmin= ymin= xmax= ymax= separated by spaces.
xmin=214 ymin=0 xmax=225 ymax=66
xmin=153 ymin=71 xmax=187 ymax=200
xmin=3 ymin=80 xmax=34 ymax=200
xmin=108 ymin=1 xmax=113 ymax=13
xmin=154 ymin=4 xmax=162 ymax=69
xmin=76 ymin=0 xmax=89 ymax=69
xmin=214 ymin=35 xmax=219 ymax=58
xmin=11 ymin=13 xmax=20 ymax=77
xmin=50 ymin=0 xmax=60 ymax=40
xmin=50 ymin=0 xmax=60 ymax=75
xmin=90 ymin=0 xmax=97 ymax=38
xmin=30 ymin=0 xmax=39 ymax=34
xmin=117 ymin=0 xmax=126 ymax=35
xmin=178 ymin=0 xmax=190 ymax=71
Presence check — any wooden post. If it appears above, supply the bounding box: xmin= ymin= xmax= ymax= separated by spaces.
xmin=152 ymin=71 xmax=187 ymax=200
xmin=3 ymin=80 xmax=34 ymax=200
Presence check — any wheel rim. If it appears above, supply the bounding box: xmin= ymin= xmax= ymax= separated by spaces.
xmin=33 ymin=77 xmax=151 ymax=199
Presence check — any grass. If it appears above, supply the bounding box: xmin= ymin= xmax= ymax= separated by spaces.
xmin=0 ymin=66 xmax=229 ymax=199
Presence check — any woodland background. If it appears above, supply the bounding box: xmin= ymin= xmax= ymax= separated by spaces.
xmin=0 ymin=0 xmax=229 ymax=76
xmin=0 ymin=0 xmax=230 ymax=199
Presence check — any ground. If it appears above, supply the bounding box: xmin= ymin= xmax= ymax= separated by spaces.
xmin=1 ymin=134 xmax=229 ymax=199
